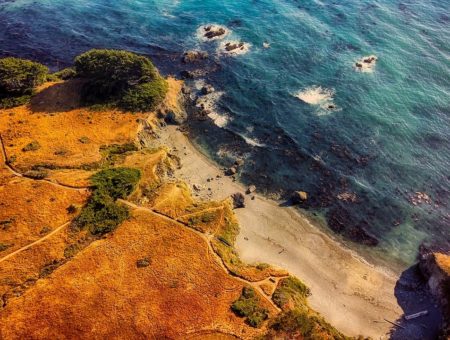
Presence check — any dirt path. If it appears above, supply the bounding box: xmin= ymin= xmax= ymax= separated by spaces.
xmin=0 ymin=221 xmax=70 ymax=264
xmin=0 ymin=134 xmax=88 ymax=192
xmin=119 ymin=199 xmax=284 ymax=313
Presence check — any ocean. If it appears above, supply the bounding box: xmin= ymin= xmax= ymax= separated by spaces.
xmin=1 ymin=0 xmax=448 ymax=267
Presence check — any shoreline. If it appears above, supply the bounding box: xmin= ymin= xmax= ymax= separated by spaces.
xmin=157 ymin=124 xmax=403 ymax=338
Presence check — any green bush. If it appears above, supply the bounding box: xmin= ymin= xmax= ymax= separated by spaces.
xmin=75 ymin=167 xmax=141 ymax=235
xmin=0 ymin=95 xmax=31 ymax=109
xmin=0 ymin=57 xmax=48 ymax=97
xmin=47 ymin=67 xmax=77 ymax=81
xmin=91 ymin=167 xmax=141 ymax=200
xmin=120 ymin=78 xmax=168 ymax=112
xmin=269 ymin=309 xmax=349 ymax=340
xmin=231 ymin=287 xmax=268 ymax=328
xmin=74 ymin=49 xmax=159 ymax=102
xmin=272 ymin=276 xmax=311 ymax=309
xmin=75 ymin=191 xmax=129 ymax=235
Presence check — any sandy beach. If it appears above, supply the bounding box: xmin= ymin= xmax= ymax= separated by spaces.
xmin=158 ymin=125 xmax=403 ymax=339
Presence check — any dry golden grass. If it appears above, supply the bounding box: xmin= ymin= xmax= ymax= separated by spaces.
xmin=0 ymin=75 xmax=303 ymax=339
xmin=0 ymin=210 xmax=274 ymax=339
xmin=0 ymin=167 xmax=88 ymax=257
xmin=0 ymin=80 xmax=146 ymax=175
xmin=435 ymin=253 xmax=450 ymax=275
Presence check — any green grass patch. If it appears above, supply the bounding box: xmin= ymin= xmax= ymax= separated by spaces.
xmin=99 ymin=142 xmax=138 ymax=167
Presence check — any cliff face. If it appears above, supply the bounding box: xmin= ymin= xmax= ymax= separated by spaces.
xmin=419 ymin=252 xmax=450 ymax=338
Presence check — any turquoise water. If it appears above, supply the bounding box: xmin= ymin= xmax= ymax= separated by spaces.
xmin=1 ymin=0 xmax=449 ymax=265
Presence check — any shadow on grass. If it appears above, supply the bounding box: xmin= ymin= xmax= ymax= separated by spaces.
xmin=30 ymin=79 xmax=85 ymax=113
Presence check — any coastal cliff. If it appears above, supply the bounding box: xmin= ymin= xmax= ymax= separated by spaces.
xmin=419 ymin=252 xmax=450 ymax=338
xmin=0 ymin=51 xmax=358 ymax=339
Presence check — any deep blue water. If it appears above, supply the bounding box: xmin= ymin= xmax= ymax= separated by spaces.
xmin=1 ymin=0 xmax=449 ymax=266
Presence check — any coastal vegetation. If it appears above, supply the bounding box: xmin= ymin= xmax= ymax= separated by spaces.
xmin=74 ymin=49 xmax=168 ymax=112
xmin=266 ymin=276 xmax=350 ymax=339
xmin=0 ymin=57 xmax=48 ymax=108
xmin=75 ymin=168 xmax=141 ymax=235
xmin=231 ymin=286 xmax=269 ymax=328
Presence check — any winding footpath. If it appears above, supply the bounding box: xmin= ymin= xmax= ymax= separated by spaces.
xmin=0 ymin=134 xmax=88 ymax=191
xmin=0 ymin=133 xmax=285 ymax=314
xmin=119 ymin=199 xmax=287 ymax=313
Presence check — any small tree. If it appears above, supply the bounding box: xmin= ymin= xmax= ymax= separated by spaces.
xmin=74 ymin=49 xmax=159 ymax=101
xmin=0 ymin=57 xmax=48 ymax=96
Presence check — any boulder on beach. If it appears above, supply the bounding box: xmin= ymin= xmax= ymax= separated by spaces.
xmin=225 ymin=167 xmax=237 ymax=176
xmin=231 ymin=192 xmax=245 ymax=209
xmin=291 ymin=191 xmax=308 ymax=204
xmin=246 ymin=185 xmax=256 ymax=195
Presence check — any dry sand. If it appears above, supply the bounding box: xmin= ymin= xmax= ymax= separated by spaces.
xmin=158 ymin=125 xmax=403 ymax=339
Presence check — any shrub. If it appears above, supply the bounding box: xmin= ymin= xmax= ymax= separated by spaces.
xmin=0 ymin=243 xmax=11 ymax=252
xmin=100 ymin=143 xmax=138 ymax=166
xmin=75 ymin=167 xmax=141 ymax=235
xmin=0 ymin=57 xmax=48 ymax=96
xmin=269 ymin=309 xmax=349 ymax=340
xmin=75 ymin=191 xmax=129 ymax=235
xmin=0 ymin=95 xmax=31 ymax=109
xmin=231 ymin=287 xmax=268 ymax=328
xmin=90 ymin=167 xmax=141 ymax=200
xmin=272 ymin=277 xmax=311 ymax=310
xmin=74 ymin=49 xmax=158 ymax=102
xmin=49 ymin=67 xmax=76 ymax=81
xmin=120 ymin=78 xmax=168 ymax=112
xmin=22 ymin=140 xmax=41 ymax=152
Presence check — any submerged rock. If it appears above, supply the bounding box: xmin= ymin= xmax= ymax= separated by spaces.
xmin=204 ymin=26 xmax=226 ymax=39
xmin=231 ymin=192 xmax=245 ymax=208
xmin=182 ymin=50 xmax=208 ymax=63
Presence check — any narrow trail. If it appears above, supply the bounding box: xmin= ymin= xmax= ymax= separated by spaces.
xmin=0 ymin=130 xmax=284 ymax=314
xmin=0 ymin=221 xmax=70 ymax=264
xmin=119 ymin=199 xmax=285 ymax=313
xmin=0 ymin=134 xmax=88 ymax=192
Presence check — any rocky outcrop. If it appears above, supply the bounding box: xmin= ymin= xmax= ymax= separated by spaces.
xmin=182 ymin=50 xmax=208 ymax=64
xmin=419 ymin=251 xmax=450 ymax=338
xmin=291 ymin=191 xmax=308 ymax=204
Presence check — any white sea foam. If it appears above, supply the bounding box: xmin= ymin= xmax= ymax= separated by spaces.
xmin=354 ymin=55 xmax=378 ymax=73
xmin=217 ymin=40 xmax=251 ymax=56
xmin=241 ymin=135 xmax=266 ymax=147
xmin=196 ymin=24 xmax=230 ymax=42
xmin=206 ymin=111 xmax=228 ymax=127
xmin=294 ymin=86 xmax=340 ymax=115
xmin=194 ymin=84 xmax=230 ymax=128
